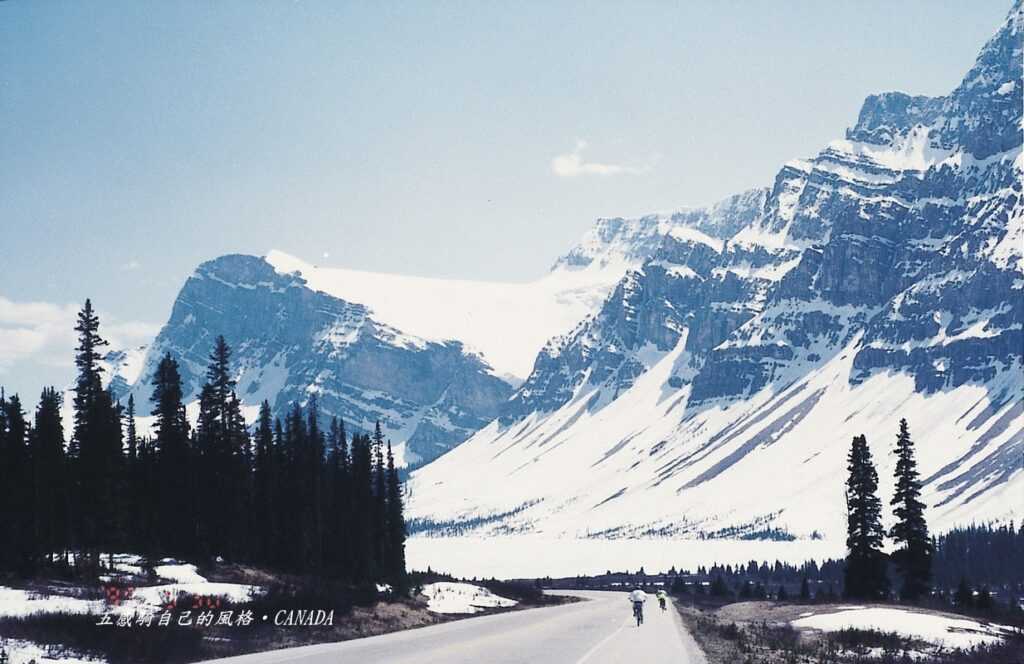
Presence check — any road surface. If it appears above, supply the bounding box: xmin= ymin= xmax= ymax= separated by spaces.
xmin=201 ymin=590 xmax=707 ymax=663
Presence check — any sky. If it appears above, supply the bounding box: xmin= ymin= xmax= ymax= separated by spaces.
xmin=0 ymin=0 xmax=1013 ymax=399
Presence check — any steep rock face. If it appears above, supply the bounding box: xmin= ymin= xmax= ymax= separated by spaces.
xmin=128 ymin=255 xmax=512 ymax=466
xmin=409 ymin=4 xmax=1024 ymax=539
xmin=550 ymin=188 xmax=767 ymax=272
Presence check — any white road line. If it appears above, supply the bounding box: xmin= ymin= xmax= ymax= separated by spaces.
xmin=574 ymin=614 xmax=631 ymax=664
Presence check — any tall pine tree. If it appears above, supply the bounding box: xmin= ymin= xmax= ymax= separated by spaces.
xmin=844 ymin=434 xmax=889 ymax=599
xmin=385 ymin=441 xmax=407 ymax=592
xmin=890 ymin=419 xmax=932 ymax=601
xmin=150 ymin=353 xmax=193 ymax=556
xmin=349 ymin=432 xmax=376 ymax=583
xmin=32 ymin=388 xmax=68 ymax=568
xmin=69 ymin=300 xmax=121 ymax=566
xmin=371 ymin=422 xmax=388 ymax=575
xmin=326 ymin=416 xmax=351 ymax=579
xmin=1 ymin=395 xmax=34 ymax=573
xmin=252 ymin=401 xmax=276 ymax=562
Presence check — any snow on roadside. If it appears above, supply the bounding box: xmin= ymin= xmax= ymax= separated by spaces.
xmin=0 ymin=557 xmax=259 ymax=619
xmin=420 ymin=582 xmax=517 ymax=615
xmin=791 ymin=606 xmax=1017 ymax=649
xmin=0 ymin=637 xmax=104 ymax=664
xmin=153 ymin=561 xmax=206 ymax=584
xmin=124 ymin=582 xmax=259 ymax=611
xmin=0 ymin=588 xmax=102 ymax=617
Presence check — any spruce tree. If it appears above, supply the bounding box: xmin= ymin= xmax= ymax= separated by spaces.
xmin=252 ymin=401 xmax=276 ymax=562
xmin=194 ymin=383 xmax=220 ymax=559
xmin=844 ymin=434 xmax=889 ymax=599
xmin=70 ymin=300 xmax=115 ymax=564
xmin=890 ymin=418 xmax=931 ymax=601
xmin=0 ymin=390 xmax=11 ymax=572
xmin=349 ymin=432 xmax=376 ymax=583
xmin=326 ymin=417 xmax=351 ymax=578
xmin=193 ymin=337 xmax=252 ymax=561
xmin=954 ymin=577 xmax=973 ymax=609
xmin=150 ymin=353 xmax=193 ymax=555
xmin=270 ymin=417 xmax=288 ymax=568
xmin=123 ymin=395 xmax=142 ymax=548
xmin=385 ymin=441 xmax=408 ymax=593
xmin=1 ymin=395 xmax=34 ymax=573
xmin=304 ymin=396 xmax=325 ymax=572
xmin=372 ymin=422 xmax=388 ymax=573
xmin=32 ymin=388 xmax=68 ymax=568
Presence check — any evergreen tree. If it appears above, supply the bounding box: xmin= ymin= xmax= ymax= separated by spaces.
xmin=326 ymin=417 xmax=351 ymax=578
xmin=31 ymin=388 xmax=68 ymax=568
xmin=123 ymin=395 xmax=143 ymax=549
xmin=193 ymin=337 xmax=252 ymax=561
xmin=844 ymin=434 xmax=889 ymax=599
xmin=278 ymin=402 xmax=307 ymax=570
xmin=303 ymin=395 xmax=325 ymax=572
xmin=371 ymin=422 xmax=388 ymax=573
xmin=954 ymin=577 xmax=973 ymax=609
xmin=1 ymin=395 xmax=34 ymax=573
xmin=252 ymin=401 xmax=276 ymax=562
xmin=889 ymin=419 xmax=932 ymax=601
xmin=385 ymin=441 xmax=408 ymax=592
xmin=150 ymin=353 xmax=193 ymax=555
xmin=799 ymin=576 xmax=811 ymax=601
xmin=349 ymin=432 xmax=376 ymax=583
xmin=206 ymin=336 xmax=234 ymax=424
xmin=271 ymin=417 xmax=287 ymax=568
xmin=0 ymin=390 xmax=11 ymax=572
xmin=69 ymin=300 xmax=119 ymax=564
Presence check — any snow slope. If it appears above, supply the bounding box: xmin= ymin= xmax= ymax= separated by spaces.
xmin=265 ymin=250 xmax=630 ymax=382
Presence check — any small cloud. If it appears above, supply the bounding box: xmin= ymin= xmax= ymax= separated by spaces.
xmin=121 ymin=259 xmax=142 ymax=271
xmin=551 ymin=140 xmax=649 ymax=178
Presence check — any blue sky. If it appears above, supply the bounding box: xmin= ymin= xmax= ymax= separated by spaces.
xmin=0 ymin=0 xmax=1012 ymax=398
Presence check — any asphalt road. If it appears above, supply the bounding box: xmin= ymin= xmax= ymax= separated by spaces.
xmin=201 ymin=590 xmax=707 ymax=664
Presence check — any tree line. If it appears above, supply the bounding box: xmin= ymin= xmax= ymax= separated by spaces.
xmin=0 ymin=299 xmax=407 ymax=592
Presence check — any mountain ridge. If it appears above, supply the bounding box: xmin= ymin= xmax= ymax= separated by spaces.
xmin=406 ymin=3 xmax=1023 ymax=547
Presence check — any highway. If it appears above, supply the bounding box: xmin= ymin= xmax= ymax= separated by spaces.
xmin=200 ymin=590 xmax=707 ymax=663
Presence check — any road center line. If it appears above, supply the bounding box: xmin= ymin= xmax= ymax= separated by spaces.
xmin=574 ymin=613 xmax=631 ymax=664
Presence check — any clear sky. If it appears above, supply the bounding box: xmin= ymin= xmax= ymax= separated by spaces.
xmin=0 ymin=0 xmax=1013 ymax=398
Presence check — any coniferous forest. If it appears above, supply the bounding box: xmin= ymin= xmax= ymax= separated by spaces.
xmin=0 ymin=299 xmax=1021 ymax=614
xmin=0 ymin=300 xmax=407 ymax=592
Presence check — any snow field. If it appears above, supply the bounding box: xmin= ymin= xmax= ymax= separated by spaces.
xmin=791 ymin=606 xmax=1018 ymax=649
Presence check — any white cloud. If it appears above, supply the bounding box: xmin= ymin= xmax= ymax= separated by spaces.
xmin=121 ymin=259 xmax=142 ymax=271
xmin=550 ymin=140 xmax=649 ymax=178
xmin=0 ymin=296 xmax=159 ymax=377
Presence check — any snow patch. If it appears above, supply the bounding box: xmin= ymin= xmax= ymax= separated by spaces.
xmin=419 ymin=582 xmax=517 ymax=614
xmin=792 ymin=607 xmax=1016 ymax=649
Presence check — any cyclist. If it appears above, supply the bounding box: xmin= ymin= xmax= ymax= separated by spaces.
xmin=628 ymin=587 xmax=647 ymax=626
xmin=656 ymin=589 xmax=668 ymax=611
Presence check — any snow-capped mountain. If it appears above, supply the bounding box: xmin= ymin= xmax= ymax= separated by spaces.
xmin=124 ymin=255 xmax=512 ymax=466
xmin=117 ymin=193 xmax=755 ymax=466
xmin=407 ymin=4 xmax=1023 ymax=549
